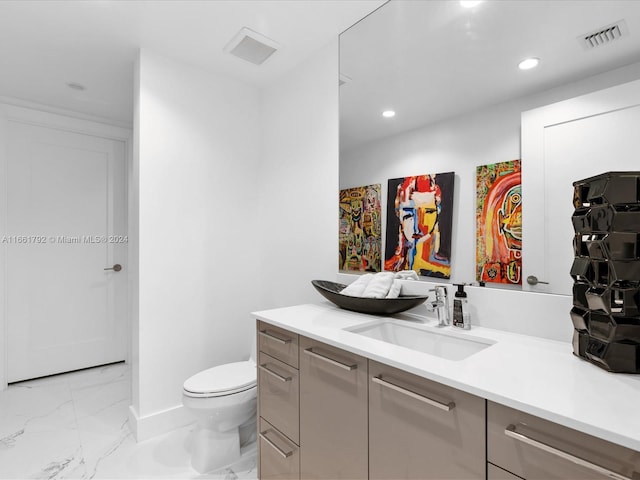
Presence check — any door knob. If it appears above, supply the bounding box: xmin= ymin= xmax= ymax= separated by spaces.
xmin=104 ymin=264 xmax=122 ymax=272
xmin=526 ymin=275 xmax=548 ymax=285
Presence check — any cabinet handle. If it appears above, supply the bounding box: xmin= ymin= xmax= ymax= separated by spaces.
xmin=304 ymin=348 xmax=358 ymax=371
xmin=505 ymin=424 xmax=639 ymax=480
xmin=259 ymin=430 xmax=294 ymax=458
xmin=259 ymin=364 xmax=292 ymax=383
xmin=303 ymin=348 xmax=357 ymax=371
xmin=372 ymin=375 xmax=455 ymax=412
xmin=259 ymin=329 xmax=292 ymax=345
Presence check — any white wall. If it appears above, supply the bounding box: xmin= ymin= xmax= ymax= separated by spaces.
xmin=132 ymin=49 xmax=263 ymax=439
xmin=258 ymin=41 xmax=339 ymax=309
xmin=130 ymin=57 xmax=141 ymax=412
xmin=130 ymin=41 xmax=339 ymax=439
xmin=0 ymin=107 xmax=7 ymax=390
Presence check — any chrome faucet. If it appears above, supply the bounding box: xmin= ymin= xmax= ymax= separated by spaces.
xmin=430 ymin=285 xmax=450 ymax=327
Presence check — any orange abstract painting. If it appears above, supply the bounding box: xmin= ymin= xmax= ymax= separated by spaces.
xmin=476 ymin=160 xmax=522 ymax=285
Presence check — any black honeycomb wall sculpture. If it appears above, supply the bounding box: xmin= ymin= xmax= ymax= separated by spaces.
xmin=571 ymin=171 xmax=640 ymax=373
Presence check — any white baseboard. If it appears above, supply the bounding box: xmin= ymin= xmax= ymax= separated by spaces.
xmin=128 ymin=404 xmax=194 ymax=442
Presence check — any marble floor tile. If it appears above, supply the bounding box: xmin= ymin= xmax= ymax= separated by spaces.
xmin=0 ymin=363 xmax=257 ymax=480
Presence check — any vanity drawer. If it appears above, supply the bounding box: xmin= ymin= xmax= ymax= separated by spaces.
xmin=258 ymin=321 xmax=299 ymax=368
xmin=258 ymin=352 xmax=299 ymax=444
xmin=369 ymin=360 xmax=485 ymax=479
xmin=299 ymin=336 xmax=368 ymax=479
xmin=488 ymin=401 xmax=640 ymax=479
xmin=259 ymin=418 xmax=300 ymax=480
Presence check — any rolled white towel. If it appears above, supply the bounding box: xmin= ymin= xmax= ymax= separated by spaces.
xmin=362 ymin=272 xmax=395 ymax=298
xmin=393 ymin=270 xmax=420 ymax=296
xmin=394 ymin=270 xmax=419 ymax=281
xmin=340 ymin=273 xmax=373 ymax=296
xmin=385 ymin=279 xmax=402 ymax=298
xmin=341 ymin=270 xmax=419 ymax=299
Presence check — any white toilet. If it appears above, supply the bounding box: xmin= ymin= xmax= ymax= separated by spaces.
xmin=182 ymin=359 xmax=257 ymax=473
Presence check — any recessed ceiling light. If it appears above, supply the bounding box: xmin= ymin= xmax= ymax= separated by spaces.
xmin=66 ymin=82 xmax=86 ymax=91
xmin=460 ymin=1 xmax=483 ymax=8
xmin=518 ymin=57 xmax=540 ymax=70
xmin=382 ymin=110 xmax=396 ymax=118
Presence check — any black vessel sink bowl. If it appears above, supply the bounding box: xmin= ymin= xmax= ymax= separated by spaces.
xmin=311 ymin=280 xmax=429 ymax=315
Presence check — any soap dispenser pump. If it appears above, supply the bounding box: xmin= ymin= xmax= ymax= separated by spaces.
xmin=453 ymin=284 xmax=470 ymax=330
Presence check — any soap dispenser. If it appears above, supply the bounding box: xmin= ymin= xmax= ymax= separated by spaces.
xmin=453 ymin=284 xmax=470 ymax=329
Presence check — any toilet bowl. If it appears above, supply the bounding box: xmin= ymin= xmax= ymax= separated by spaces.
xmin=182 ymin=360 xmax=257 ymax=474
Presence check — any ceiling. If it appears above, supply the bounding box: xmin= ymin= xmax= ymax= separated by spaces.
xmin=340 ymin=0 xmax=640 ymax=152
xmin=0 ymin=0 xmax=385 ymax=126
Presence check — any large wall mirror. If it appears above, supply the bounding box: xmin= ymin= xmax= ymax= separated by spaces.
xmin=339 ymin=0 xmax=640 ymax=295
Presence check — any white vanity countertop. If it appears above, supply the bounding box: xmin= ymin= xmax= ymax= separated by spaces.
xmin=253 ymin=302 xmax=640 ymax=452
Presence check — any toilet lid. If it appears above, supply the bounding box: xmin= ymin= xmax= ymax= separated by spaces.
xmin=183 ymin=361 xmax=256 ymax=397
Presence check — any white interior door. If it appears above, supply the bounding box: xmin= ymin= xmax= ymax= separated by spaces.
xmin=6 ymin=121 xmax=127 ymax=383
xmin=522 ymin=79 xmax=640 ymax=295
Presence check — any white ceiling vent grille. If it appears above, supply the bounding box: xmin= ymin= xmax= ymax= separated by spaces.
xmin=224 ymin=27 xmax=279 ymax=65
xmin=579 ymin=20 xmax=627 ymax=49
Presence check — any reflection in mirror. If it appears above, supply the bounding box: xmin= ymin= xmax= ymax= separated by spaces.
xmin=339 ymin=0 xmax=640 ymax=294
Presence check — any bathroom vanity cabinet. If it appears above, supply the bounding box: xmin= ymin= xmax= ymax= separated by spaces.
xmin=257 ymin=322 xmax=484 ymax=479
xmin=256 ymin=317 xmax=640 ymax=479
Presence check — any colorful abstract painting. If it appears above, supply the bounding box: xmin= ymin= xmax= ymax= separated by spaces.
xmin=476 ymin=159 xmax=522 ymax=285
xmin=385 ymin=173 xmax=455 ymax=278
xmin=339 ymin=184 xmax=382 ymax=272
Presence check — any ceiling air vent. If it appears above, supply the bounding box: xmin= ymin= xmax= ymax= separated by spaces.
xmin=224 ymin=27 xmax=279 ymax=65
xmin=579 ymin=20 xmax=627 ymax=49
